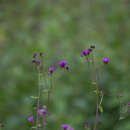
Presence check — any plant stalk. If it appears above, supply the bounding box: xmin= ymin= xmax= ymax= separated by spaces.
xmin=36 ymin=67 xmax=41 ymax=130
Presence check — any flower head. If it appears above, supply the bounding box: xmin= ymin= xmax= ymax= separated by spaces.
xmin=69 ymin=128 xmax=74 ymax=130
xmin=33 ymin=53 xmax=37 ymax=58
xmin=38 ymin=108 xmax=47 ymax=115
xmin=90 ymin=45 xmax=95 ymax=49
xmin=62 ymin=124 xmax=69 ymax=130
xmin=36 ymin=104 xmax=39 ymax=107
xmin=49 ymin=66 xmax=54 ymax=73
xmin=59 ymin=61 xmax=67 ymax=68
xmin=28 ymin=116 xmax=33 ymax=122
xmin=35 ymin=60 xmax=40 ymax=64
xmin=82 ymin=49 xmax=87 ymax=56
xmin=40 ymin=52 xmax=43 ymax=57
xmin=38 ymin=109 xmax=43 ymax=114
xmin=32 ymin=59 xmax=36 ymax=63
xmin=42 ymin=109 xmax=47 ymax=114
xmin=32 ymin=60 xmax=40 ymax=65
xmin=87 ymin=49 xmax=91 ymax=55
xmin=66 ymin=66 xmax=70 ymax=71
xmin=102 ymin=57 xmax=109 ymax=64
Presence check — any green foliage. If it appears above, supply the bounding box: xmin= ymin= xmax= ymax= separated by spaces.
xmin=99 ymin=106 xmax=103 ymax=113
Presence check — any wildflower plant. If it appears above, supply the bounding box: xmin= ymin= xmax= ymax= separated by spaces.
xmin=27 ymin=46 xmax=129 ymax=130
xmin=29 ymin=52 xmax=70 ymax=130
xmin=81 ymin=45 xmax=109 ymax=130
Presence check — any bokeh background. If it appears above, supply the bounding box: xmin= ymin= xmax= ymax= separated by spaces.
xmin=0 ymin=0 xmax=130 ymax=130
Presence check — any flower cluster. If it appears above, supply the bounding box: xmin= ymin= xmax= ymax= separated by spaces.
xmin=58 ymin=61 xmax=70 ymax=71
xmin=82 ymin=45 xmax=109 ymax=64
xmin=62 ymin=124 xmax=74 ymax=130
xmin=82 ymin=45 xmax=95 ymax=56
xmin=32 ymin=52 xmax=70 ymax=74
xmin=28 ymin=105 xmax=47 ymax=123
xmin=38 ymin=108 xmax=47 ymax=115
xmin=32 ymin=52 xmax=43 ymax=65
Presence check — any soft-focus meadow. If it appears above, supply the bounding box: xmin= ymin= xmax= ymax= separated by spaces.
xmin=0 ymin=0 xmax=130 ymax=130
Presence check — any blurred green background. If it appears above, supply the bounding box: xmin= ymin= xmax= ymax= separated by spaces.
xmin=0 ymin=0 xmax=130 ymax=130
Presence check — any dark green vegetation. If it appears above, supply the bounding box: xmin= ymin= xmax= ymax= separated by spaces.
xmin=0 ymin=0 xmax=130 ymax=130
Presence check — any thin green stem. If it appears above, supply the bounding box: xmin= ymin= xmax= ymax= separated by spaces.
xmin=47 ymin=74 xmax=53 ymax=108
xmin=91 ymin=53 xmax=96 ymax=82
xmin=99 ymin=94 xmax=104 ymax=107
xmin=42 ymin=114 xmax=46 ymax=129
xmin=36 ymin=67 xmax=41 ymax=130
xmin=93 ymin=70 xmax=99 ymax=130
xmin=114 ymin=99 xmax=122 ymax=130
xmin=86 ymin=56 xmax=92 ymax=80
xmin=93 ymin=89 xmax=99 ymax=130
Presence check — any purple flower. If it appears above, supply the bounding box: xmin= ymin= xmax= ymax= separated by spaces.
xmin=38 ymin=109 xmax=43 ymax=114
xmin=32 ymin=60 xmax=40 ymax=64
xmin=62 ymin=124 xmax=69 ymax=130
xmin=38 ymin=108 xmax=47 ymax=115
xmin=28 ymin=116 xmax=33 ymax=122
xmin=33 ymin=53 xmax=37 ymax=58
xmin=87 ymin=49 xmax=91 ymax=55
xmin=69 ymin=128 xmax=74 ymax=130
xmin=35 ymin=60 xmax=40 ymax=65
xmin=66 ymin=66 xmax=70 ymax=71
xmin=34 ymin=104 xmax=39 ymax=110
xmin=40 ymin=52 xmax=43 ymax=57
xmin=90 ymin=45 xmax=95 ymax=49
xmin=102 ymin=57 xmax=109 ymax=64
xmin=36 ymin=104 xmax=39 ymax=107
xmin=49 ymin=66 xmax=54 ymax=73
xmin=42 ymin=109 xmax=47 ymax=114
xmin=59 ymin=61 xmax=67 ymax=68
xmin=32 ymin=59 xmax=36 ymax=63
xmin=82 ymin=49 xmax=87 ymax=56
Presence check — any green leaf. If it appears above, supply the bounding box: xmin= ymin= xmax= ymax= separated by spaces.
xmin=42 ymin=89 xmax=49 ymax=93
xmin=119 ymin=116 xmax=125 ymax=120
xmin=99 ymin=105 xmax=103 ymax=113
xmin=38 ymin=124 xmax=41 ymax=128
xmin=30 ymin=96 xmax=38 ymax=99
xmin=119 ymin=113 xmax=128 ymax=120
xmin=31 ymin=126 xmax=36 ymax=129
xmin=92 ymin=82 xmax=97 ymax=86
xmin=94 ymin=89 xmax=99 ymax=95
